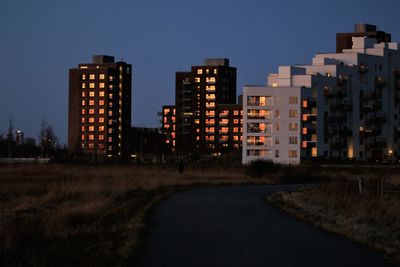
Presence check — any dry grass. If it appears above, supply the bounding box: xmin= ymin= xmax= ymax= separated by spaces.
xmin=0 ymin=163 xmax=270 ymax=266
xmin=268 ymin=173 xmax=400 ymax=264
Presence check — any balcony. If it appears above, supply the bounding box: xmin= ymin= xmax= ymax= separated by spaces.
xmin=330 ymin=102 xmax=352 ymax=112
xmin=359 ymin=128 xmax=382 ymax=138
xmin=359 ymin=64 xmax=368 ymax=74
xmin=337 ymin=75 xmax=348 ymax=86
xmin=374 ymin=77 xmax=387 ymax=88
xmin=365 ymin=114 xmax=387 ymax=126
xmin=360 ymin=90 xmax=382 ymax=100
xmin=330 ymin=141 xmax=347 ymax=150
xmin=360 ymin=101 xmax=382 ymax=113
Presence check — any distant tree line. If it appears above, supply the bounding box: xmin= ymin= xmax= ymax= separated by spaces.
xmin=0 ymin=119 xmax=67 ymax=160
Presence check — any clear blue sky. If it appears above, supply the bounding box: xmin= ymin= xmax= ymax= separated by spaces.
xmin=1 ymin=0 xmax=399 ymax=144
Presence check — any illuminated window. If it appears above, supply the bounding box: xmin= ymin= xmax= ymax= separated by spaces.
xmin=81 ymin=92 xmax=86 ymax=97
xmin=99 ymin=135 xmax=104 ymax=140
xmin=214 ymin=69 xmax=217 ymax=74
xmin=81 ymin=126 xmax=85 ymax=132
xmin=206 ymin=77 xmax=216 ymax=83
xmin=89 ymin=109 xmax=94 ymax=114
xmin=272 ymin=83 xmax=278 ymax=87
xmin=289 ymin=96 xmax=298 ymax=104
xmin=99 ymin=91 xmax=105 ymax=97
xmin=289 ymin=136 xmax=298 ymax=144
xmin=206 ymin=85 xmax=215 ymax=91
xmin=108 ymin=128 xmax=113 ymax=134
xmin=302 ymin=127 xmax=308 ymax=135
xmin=99 ymin=83 xmax=105 ymax=88
xmin=89 ymin=100 xmax=95 ymax=106
xmin=98 ymin=100 xmax=104 ymax=106
xmin=89 ymin=74 xmax=95 ymax=80
xmin=89 ymin=134 xmax=94 ymax=140
xmin=109 ymin=102 xmax=113 ymax=108
xmin=220 ymin=127 xmax=229 ymax=133
xmin=89 ymin=83 xmax=95 ymax=88
xmin=82 ymin=74 xmax=86 ymax=80
xmin=99 ymin=144 xmax=104 ymax=149
xmin=82 ymin=83 xmax=86 ymax=89
xmin=99 ymin=126 xmax=105 ymax=132
xmin=206 ymin=102 xmax=215 ymax=108
xmin=99 ymin=74 xmax=105 ymax=80
xmin=89 ymin=126 xmax=94 ymax=132
xmin=108 ymin=119 xmax=113 ymax=125
xmin=233 ymin=127 xmax=239 ymax=132
xmin=99 ymin=117 xmax=105 ymax=123
xmin=197 ymin=69 xmax=203 ymax=75
xmin=81 ymin=109 xmax=85 ymax=115
xmin=81 ymin=134 xmax=85 ymax=141
xmin=99 ymin=109 xmax=105 ymax=114
xmin=234 ymin=110 xmax=239 ymax=116
xmin=89 ymin=91 xmax=95 ymax=97
xmin=195 ymin=77 xmax=201 ymax=83
xmin=81 ymin=100 xmax=86 ymax=106
xmin=233 ymin=136 xmax=239 ymax=141
xmin=108 ymin=137 xmax=112 ymax=142
xmin=302 ymin=100 xmax=308 ymax=108
xmin=289 ymin=123 xmax=298 ymax=131
xmin=289 ymin=109 xmax=298 ymax=118
xmin=108 ymin=145 xmax=112 ymax=150
xmin=288 ymin=150 xmax=298 ymax=158
xmin=89 ymin=117 xmax=95 ymax=123
xmin=109 ymin=84 xmax=114 ymax=89
xmin=109 ymin=110 xmax=113 ymax=116
xmin=206 ymin=94 xmax=216 ymax=100
xmin=234 ymin=119 xmax=239 ymax=124
xmin=88 ymin=143 xmax=94 ymax=149
xmin=81 ymin=118 xmax=85 ymax=123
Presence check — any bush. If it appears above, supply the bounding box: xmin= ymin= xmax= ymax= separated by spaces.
xmin=245 ymin=159 xmax=280 ymax=178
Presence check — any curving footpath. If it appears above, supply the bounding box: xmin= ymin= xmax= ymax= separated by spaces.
xmin=133 ymin=185 xmax=396 ymax=267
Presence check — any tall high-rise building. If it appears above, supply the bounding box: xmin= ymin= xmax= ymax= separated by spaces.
xmin=68 ymin=55 xmax=132 ymax=160
xmin=243 ymin=25 xmax=400 ymax=164
xmin=162 ymin=58 xmax=242 ymax=156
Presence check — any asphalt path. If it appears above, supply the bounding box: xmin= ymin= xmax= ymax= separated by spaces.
xmin=133 ymin=185 xmax=396 ymax=267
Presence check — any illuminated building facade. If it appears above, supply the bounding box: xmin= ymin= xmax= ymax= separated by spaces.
xmin=243 ymin=24 xmax=400 ymax=164
xmin=68 ymin=55 xmax=132 ymax=160
xmin=162 ymin=58 xmax=242 ymax=155
xmin=161 ymin=105 xmax=176 ymax=153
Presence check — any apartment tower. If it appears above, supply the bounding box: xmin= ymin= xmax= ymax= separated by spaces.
xmin=68 ymin=55 xmax=132 ymax=160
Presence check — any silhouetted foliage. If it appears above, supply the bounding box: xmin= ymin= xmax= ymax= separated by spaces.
xmin=245 ymin=159 xmax=281 ymax=178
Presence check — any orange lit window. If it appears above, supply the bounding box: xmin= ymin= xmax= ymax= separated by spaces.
xmin=81 ymin=109 xmax=85 ymax=115
xmin=89 ymin=117 xmax=95 ymax=123
xmin=108 ymin=119 xmax=113 ymax=125
xmin=234 ymin=110 xmax=239 ymax=116
xmin=81 ymin=118 xmax=85 ymax=123
xmin=99 ymin=126 xmax=105 ymax=132
xmin=81 ymin=92 xmax=86 ymax=97
xmin=99 ymin=109 xmax=105 ymax=114
xmin=109 ymin=102 xmax=113 ymax=108
xmin=89 ymin=109 xmax=95 ymax=114
xmin=99 ymin=74 xmax=105 ymax=80
xmin=233 ymin=136 xmax=239 ymax=141
xmin=108 ymin=110 xmax=113 ymax=116
xmin=108 ymin=128 xmax=112 ymax=134
xmin=99 ymin=83 xmax=105 ymax=88
xmin=89 ymin=91 xmax=95 ymax=97
xmin=89 ymin=100 xmax=95 ymax=106
xmin=89 ymin=126 xmax=94 ymax=132
xmin=81 ymin=100 xmax=85 ymax=106
xmin=99 ymin=135 xmax=104 ymax=141
xmin=302 ymin=127 xmax=308 ymax=135
xmin=89 ymin=83 xmax=95 ymax=88
xmin=82 ymin=83 xmax=86 ymax=89
xmin=89 ymin=74 xmax=95 ymax=80
xmin=302 ymin=141 xmax=307 ymax=148
xmin=302 ymin=100 xmax=308 ymax=108
xmin=108 ymin=137 xmax=112 ymax=142
xmin=82 ymin=74 xmax=86 ymax=80
xmin=88 ymin=143 xmax=94 ymax=149
xmin=99 ymin=100 xmax=105 ymax=106
xmin=81 ymin=126 xmax=85 ymax=131
xmin=99 ymin=117 xmax=105 ymax=123
xmin=89 ymin=134 xmax=94 ymax=140
xmin=233 ymin=127 xmax=239 ymax=132
xmin=81 ymin=134 xmax=85 ymax=140
xmin=302 ymin=114 xmax=308 ymax=121
xmin=99 ymin=91 xmax=105 ymax=97
xmin=234 ymin=119 xmax=239 ymax=124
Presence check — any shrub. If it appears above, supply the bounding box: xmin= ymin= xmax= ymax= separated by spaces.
xmin=245 ymin=159 xmax=280 ymax=178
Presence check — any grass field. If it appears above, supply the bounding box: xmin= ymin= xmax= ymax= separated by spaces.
xmin=267 ymin=170 xmax=400 ymax=264
xmin=0 ymin=163 xmax=273 ymax=266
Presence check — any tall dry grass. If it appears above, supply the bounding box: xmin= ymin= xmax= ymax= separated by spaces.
xmin=0 ymin=163 xmax=266 ymax=266
xmin=269 ymin=172 xmax=400 ymax=263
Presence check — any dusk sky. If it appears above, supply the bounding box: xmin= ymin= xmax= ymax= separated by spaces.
xmin=1 ymin=0 xmax=399 ymax=144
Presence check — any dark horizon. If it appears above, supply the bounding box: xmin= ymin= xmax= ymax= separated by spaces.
xmin=1 ymin=0 xmax=399 ymax=144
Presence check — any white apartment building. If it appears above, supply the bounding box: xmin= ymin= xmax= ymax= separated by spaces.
xmin=243 ymin=35 xmax=400 ymax=164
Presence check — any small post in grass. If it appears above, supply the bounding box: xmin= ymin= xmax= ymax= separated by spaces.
xmin=358 ymin=177 xmax=363 ymax=196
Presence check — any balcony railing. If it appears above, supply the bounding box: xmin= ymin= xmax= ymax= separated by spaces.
xmin=360 ymin=101 xmax=382 ymax=113
xmin=359 ymin=128 xmax=382 ymax=138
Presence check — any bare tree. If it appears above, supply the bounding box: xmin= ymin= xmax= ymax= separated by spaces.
xmin=7 ymin=118 xmax=14 ymax=158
